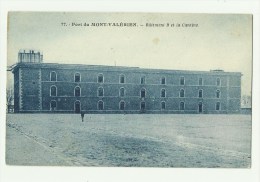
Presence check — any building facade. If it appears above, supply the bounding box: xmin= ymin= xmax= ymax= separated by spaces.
xmin=11 ymin=51 xmax=242 ymax=114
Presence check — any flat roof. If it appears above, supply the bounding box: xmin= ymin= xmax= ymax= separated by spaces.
xmin=11 ymin=62 xmax=242 ymax=76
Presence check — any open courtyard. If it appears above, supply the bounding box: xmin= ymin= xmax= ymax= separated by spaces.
xmin=6 ymin=114 xmax=251 ymax=168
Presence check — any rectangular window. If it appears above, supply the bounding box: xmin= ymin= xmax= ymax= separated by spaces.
xmin=199 ymin=90 xmax=203 ymax=98
xmin=161 ymin=89 xmax=166 ymax=98
xmin=120 ymin=75 xmax=125 ymax=83
xmin=75 ymin=73 xmax=80 ymax=82
xmin=50 ymin=72 xmax=57 ymax=81
xmin=180 ymin=76 xmax=185 ymax=85
xmin=199 ymin=78 xmax=203 ymax=86
xmin=161 ymin=77 xmax=166 ymax=84
xmin=141 ymin=76 xmax=145 ymax=84
xmin=98 ymin=74 xmax=104 ymax=83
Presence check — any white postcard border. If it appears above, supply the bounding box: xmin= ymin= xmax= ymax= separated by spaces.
xmin=0 ymin=1 xmax=259 ymax=182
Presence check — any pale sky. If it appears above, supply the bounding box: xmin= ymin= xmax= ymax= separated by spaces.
xmin=7 ymin=12 xmax=252 ymax=96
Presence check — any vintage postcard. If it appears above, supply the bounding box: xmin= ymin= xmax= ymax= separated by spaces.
xmin=5 ymin=12 xmax=252 ymax=168
xmin=5 ymin=12 xmax=252 ymax=169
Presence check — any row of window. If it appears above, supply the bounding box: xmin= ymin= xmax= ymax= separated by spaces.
xmin=50 ymin=85 xmax=222 ymax=98
xmin=50 ymin=71 xmax=222 ymax=86
xmin=50 ymin=100 xmax=222 ymax=111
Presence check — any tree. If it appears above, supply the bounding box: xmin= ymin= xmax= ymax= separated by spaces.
xmin=6 ymin=87 xmax=14 ymax=112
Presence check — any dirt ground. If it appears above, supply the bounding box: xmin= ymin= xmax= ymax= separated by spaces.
xmin=6 ymin=114 xmax=251 ymax=168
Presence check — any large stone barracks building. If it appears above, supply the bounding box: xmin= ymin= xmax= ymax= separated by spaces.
xmin=11 ymin=50 xmax=242 ymax=114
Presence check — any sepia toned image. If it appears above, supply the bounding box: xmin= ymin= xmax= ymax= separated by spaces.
xmin=6 ymin=12 xmax=252 ymax=167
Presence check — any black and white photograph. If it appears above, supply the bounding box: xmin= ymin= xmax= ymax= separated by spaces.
xmin=6 ymin=12 xmax=252 ymax=167
xmin=1 ymin=1 xmax=260 ymax=182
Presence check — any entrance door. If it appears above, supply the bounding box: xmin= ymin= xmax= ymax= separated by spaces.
xmin=75 ymin=101 xmax=81 ymax=113
xmin=140 ymin=101 xmax=145 ymax=113
xmin=198 ymin=102 xmax=203 ymax=113
xmin=50 ymin=101 xmax=57 ymax=111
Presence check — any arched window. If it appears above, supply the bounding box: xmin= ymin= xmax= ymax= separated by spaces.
xmin=180 ymin=76 xmax=185 ymax=85
xmin=74 ymin=73 xmax=80 ymax=82
xmin=119 ymin=87 xmax=125 ymax=97
xmin=98 ymin=100 xmax=104 ymax=110
xmin=140 ymin=88 xmax=146 ymax=98
xmin=119 ymin=74 xmax=125 ymax=84
xmin=180 ymin=89 xmax=185 ymax=98
xmin=74 ymin=86 xmax=81 ymax=97
xmin=216 ymin=78 xmax=221 ymax=86
xmin=50 ymin=71 xmax=57 ymax=81
xmin=50 ymin=85 xmax=57 ymax=96
xmin=50 ymin=100 xmax=57 ymax=111
xmin=98 ymin=87 xmax=104 ymax=97
xmin=98 ymin=74 xmax=104 ymax=83
xmin=199 ymin=89 xmax=203 ymax=98
xmin=216 ymin=90 xmax=220 ymax=98
xmin=161 ymin=88 xmax=166 ymax=98
xmin=161 ymin=77 xmax=166 ymax=84
xmin=216 ymin=102 xmax=221 ymax=111
xmin=161 ymin=101 xmax=166 ymax=110
xmin=180 ymin=102 xmax=185 ymax=110
xmin=119 ymin=101 xmax=125 ymax=110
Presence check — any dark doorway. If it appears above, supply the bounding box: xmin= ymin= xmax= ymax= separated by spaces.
xmin=198 ymin=102 xmax=203 ymax=113
xmin=119 ymin=101 xmax=125 ymax=110
xmin=140 ymin=101 xmax=146 ymax=113
xmin=98 ymin=101 xmax=104 ymax=110
xmin=75 ymin=101 xmax=81 ymax=113
xmin=50 ymin=101 xmax=57 ymax=111
xmin=161 ymin=101 xmax=166 ymax=110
